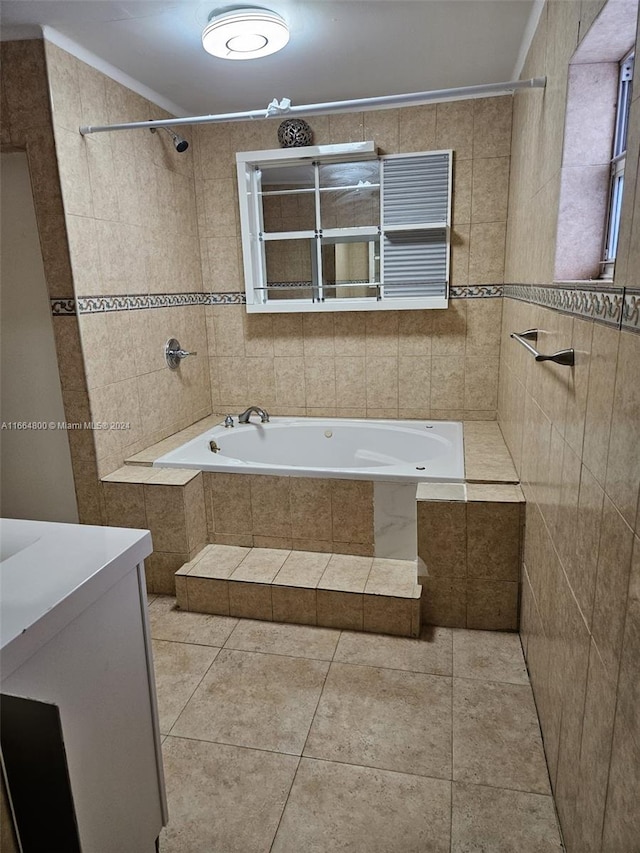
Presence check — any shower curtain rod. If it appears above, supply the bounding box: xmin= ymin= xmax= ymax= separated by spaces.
xmin=79 ymin=77 xmax=545 ymax=135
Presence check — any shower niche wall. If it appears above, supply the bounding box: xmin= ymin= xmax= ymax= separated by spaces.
xmin=237 ymin=142 xmax=452 ymax=312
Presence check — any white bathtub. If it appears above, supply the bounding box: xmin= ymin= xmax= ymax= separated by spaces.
xmin=154 ymin=417 xmax=464 ymax=483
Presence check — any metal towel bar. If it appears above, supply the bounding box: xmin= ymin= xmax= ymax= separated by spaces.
xmin=510 ymin=329 xmax=575 ymax=366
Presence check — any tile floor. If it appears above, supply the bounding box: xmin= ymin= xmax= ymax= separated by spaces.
xmin=148 ymin=595 xmax=564 ymax=852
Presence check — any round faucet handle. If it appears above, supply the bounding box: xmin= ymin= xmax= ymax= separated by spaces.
xmin=165 ymin=338 xmax=198 ymax=370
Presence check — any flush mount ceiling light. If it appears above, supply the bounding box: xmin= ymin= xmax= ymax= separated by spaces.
xmin=202 ymin=7 xmax=289 ymax=60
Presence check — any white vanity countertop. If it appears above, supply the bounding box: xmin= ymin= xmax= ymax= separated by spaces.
xmin=0 ymin=518 xmax=152 ymax=679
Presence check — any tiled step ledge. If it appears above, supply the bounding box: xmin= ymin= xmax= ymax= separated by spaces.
xmin=122 ymin=416 xmax=519 ymax=486
xmin=175 ymin=545 xmax=421 ymax=638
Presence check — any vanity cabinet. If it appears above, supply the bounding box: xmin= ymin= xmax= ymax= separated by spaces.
xmin=0 ymin=519 xmax=166 ymax=853
xmin=237 ymin=141 xmax=452 ymax=312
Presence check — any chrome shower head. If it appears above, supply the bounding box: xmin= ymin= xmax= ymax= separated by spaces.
xmin=149 ymin=125 xmax=189 ymax=153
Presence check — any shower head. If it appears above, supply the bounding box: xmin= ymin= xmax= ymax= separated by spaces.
xmin=149 ymin=125 xmax=189 ymax=153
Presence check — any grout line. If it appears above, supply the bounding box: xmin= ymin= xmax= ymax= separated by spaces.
xmin=161 ymin=645 xmax=222 ymax=737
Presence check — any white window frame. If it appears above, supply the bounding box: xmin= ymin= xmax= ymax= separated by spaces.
xmin=601 ymin=50 xmax=634 ymax=278
xmin=236 ymin=142 xmax=452 ymax=313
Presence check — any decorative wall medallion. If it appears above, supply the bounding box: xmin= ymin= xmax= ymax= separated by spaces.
xmin=277 ymin=118 xmax=313 ymax=148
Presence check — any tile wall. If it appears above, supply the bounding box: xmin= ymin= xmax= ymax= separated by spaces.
xmin=44 ymin=42 xmax=212 ymax=479
xmin=499 ymin=0 xmax=640 ymax=850
xmin=193 ymin=98 xmax=512 ymax=420
xmin=202 ymin=472 xmax=374 ymax=555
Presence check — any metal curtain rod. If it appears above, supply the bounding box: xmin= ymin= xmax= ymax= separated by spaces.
xmin=79 ymin=77 xmax=546 ymax=135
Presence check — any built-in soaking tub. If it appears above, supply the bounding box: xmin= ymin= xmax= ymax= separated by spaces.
xmin=154 ymin=418 xmax=463 ymax=560
xmin=154 ymin=417 xmax=464 ymax=483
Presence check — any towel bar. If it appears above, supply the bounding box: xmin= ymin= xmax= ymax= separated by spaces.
xmin=510 ymin=329 xmax=575 ymax=366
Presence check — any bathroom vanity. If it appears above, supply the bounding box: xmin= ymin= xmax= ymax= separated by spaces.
xmin=0 ymin=518 xmax=166 ymax=853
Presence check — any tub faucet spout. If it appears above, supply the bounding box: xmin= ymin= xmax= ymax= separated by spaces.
xmin=238 ymin=405 xmax=270 ymax=424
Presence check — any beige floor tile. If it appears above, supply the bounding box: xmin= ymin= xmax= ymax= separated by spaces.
xmin=160 ymin=737 xmax=298 ymax=853
xmin=188 ymin=544 xmax=251 ymax=578
xmin=453 ymin=678 xmax=550 ymax=794
xmin=365 ymin=558 xmax=418 ymax=595
xmin=334 ymin=626 xmax=452 ymax=674
xmin=451 ymin=782 xmax=562 ymax=852
xmin=304 ymin=662 xmax=452 ymax=778
xmin=231 ymin=547 xmax=290 ymax=582
xmin=318 ymin=554 xmax=373 ymax=592
xmin=273 ymin=550 xmax=331 ymax=587
xmin=224 ymin=619 xmax=340 ymax=660
xmin=171 ymin=648 xmax=329 ymax=754
xmin=452 ymin=629 xmax=529 ymax=684
xmin=149 ymin=596 xmax=238 ymax=646
xmin=151 ymin=639 xmax=219 ymax=734
xmin=272 ymin=758 xmax=451 ymax=853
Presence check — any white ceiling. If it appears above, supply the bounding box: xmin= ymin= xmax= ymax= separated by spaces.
xmin=0 ymin=0 xmax=537 ymax=117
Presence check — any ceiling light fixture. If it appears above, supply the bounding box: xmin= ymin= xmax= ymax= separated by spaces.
xmin=202 ymin=7 xmax=289 ymax=60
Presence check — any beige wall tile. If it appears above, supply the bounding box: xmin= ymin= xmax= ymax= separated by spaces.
xmin=275 ymin=358 xmax=307 ymax=407
xmin=473 ymin=97 xmax=513 ymax=159
xmin=290 ymin=478 xmax=333 ymax=542
xmin=417 ymin=501 xmax=467 ymax=577
xmin=187 ymin=576 xmax=230 ymax=615
xmin=467 ymin=502 xmax=521 ymax=581
xmin=184 ymin=475 xmax=207 ymax=552
xmin=365 ymin=357 xmax=398 ymax=409
xmin=207 ymin=471 xmax=253 ymax=534
xmin=272 ymin=586 xmax=317 ymax=626
xmin=469 ymin=222 xmax=506 ymax=284
xmin=363 ymin=596 xmax=414 ymax=636
xmin=331 ymin=480 xmax=374 ymax=545
xmin=466 ymin=579 xmax=519 ymax=631
xmin=420 ymin=577 xmax=467 ymax=628
xmin=317 ymin=590 xmax=363 ymax=631
xmin=580 ymin=321 xmax=620 ymax=487
xmin=398 ymin=105 xmax=437 ymax=153
xmin=591 ymin=498 xmax=635 ymax=679
xmin=250 ymin=475 xmax=291 ymax=538
xmin=471 ymin=157 xmax=510 ymax=223
xmin=228 ymin=581 xmax=273 ymax=620
xmin=605 ymin=331 xmax=640 ymax=527
xmin=102 ymin=482 xmax=146 ymax=528
xmin=144 ymin=483 xmax=188 ymax=553
xmin=146 ymin=551 xmax=187 ymax=595
xmin=431 ymin=357 xmax=465 ymax=409
xmin=435 ymin=101 xmax=474 ymax=159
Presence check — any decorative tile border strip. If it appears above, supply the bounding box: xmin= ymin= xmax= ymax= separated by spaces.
xmin=450 ymin=284 xmax=502 ymax=298
xmin=50 ymin=298 xmax=77 ymax=316
xmin=622 ymin=288 xmax=640 ymax=334
xmin=50 ymin=292 xmax=246 ymax=316
xmin=53 ymin=285 xmax=503 ymax=315
xmin=503 ymin=283 xmax=626 ymax=329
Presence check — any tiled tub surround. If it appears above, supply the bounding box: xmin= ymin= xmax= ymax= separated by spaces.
xmin=417 ymin=483 xmax=525 ymax=630
xmin=175 ymin=546 xmax=421 ymax=637
xmin=103 ymin=419 xmax=524 ymax=633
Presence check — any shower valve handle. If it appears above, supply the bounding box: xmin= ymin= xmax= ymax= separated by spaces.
xmin=165 ymin=338 xmax=197 ymax=370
